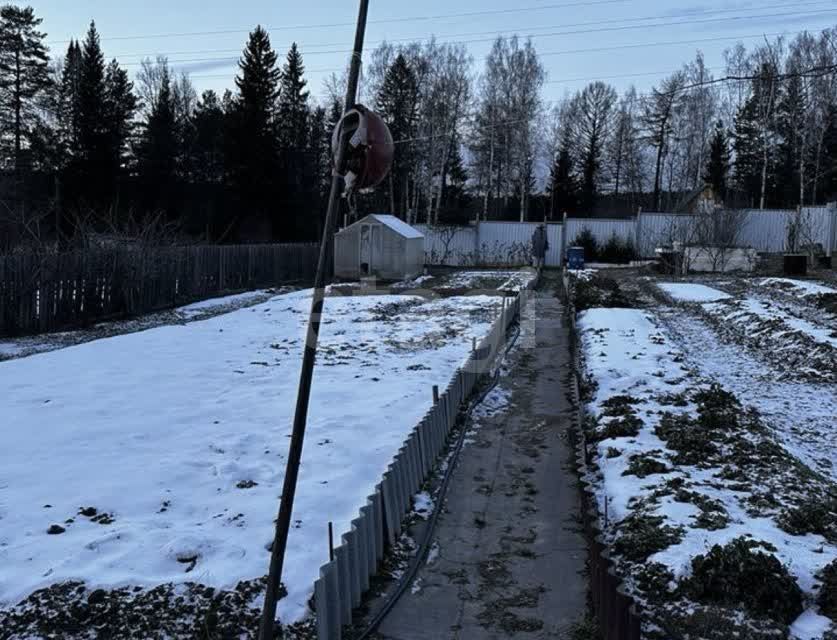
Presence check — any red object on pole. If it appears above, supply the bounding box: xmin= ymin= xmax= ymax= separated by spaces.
xmin=331 ymin=104 xmax=394 ymax=193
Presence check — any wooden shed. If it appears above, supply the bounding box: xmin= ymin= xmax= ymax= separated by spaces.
xmin=334 ymin=214 xmax=425 ymax=281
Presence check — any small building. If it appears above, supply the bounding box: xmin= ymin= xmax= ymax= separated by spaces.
xmin=334 ymin=214 xmax=425 ymax=281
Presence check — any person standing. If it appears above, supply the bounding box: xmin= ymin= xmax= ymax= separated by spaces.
xmin=531 ymin=224 xmax=549 ymax=270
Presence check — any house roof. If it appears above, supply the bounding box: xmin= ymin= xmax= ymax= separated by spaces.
xmin=365 ymin=214 xmax=424 ymax=239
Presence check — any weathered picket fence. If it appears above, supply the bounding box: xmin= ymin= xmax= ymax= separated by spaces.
xmin=313 ymin=279 xmax=537 ymax=640
xmin=0 ymin=244 xmax=319 ymax=337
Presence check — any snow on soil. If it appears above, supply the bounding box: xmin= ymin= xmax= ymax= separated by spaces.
xmin=657 ymin=282 xmax=731 ymax=302
xmin=176 ymin=290 xmax=274 ymax=318
xmin=0 ymin=288 xmax=284 ymax=363
xmin=0 ymin=288 xmax=496 ymax=623
xmin=657 ymin=303 xmax=837 ymax=483
xmin=578 ymin=307 xmax=837 ymax=637
xmin=760 ymin=277 xmax=837 ymax=297
xmin=437 ymin=270 xmax=536 ymax=292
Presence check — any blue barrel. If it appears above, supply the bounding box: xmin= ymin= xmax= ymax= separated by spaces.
xmin=568 ymin=246 xmax=585 ymax=270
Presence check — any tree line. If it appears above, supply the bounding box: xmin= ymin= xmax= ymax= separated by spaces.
xmin=2 ymin=4 xmax=837 ymax=250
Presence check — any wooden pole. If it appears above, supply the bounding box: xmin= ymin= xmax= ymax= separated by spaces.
xmin=258 ymin=2 xmax=370 ymax=637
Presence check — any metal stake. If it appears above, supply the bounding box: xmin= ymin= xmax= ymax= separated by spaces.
xmin=258 ymin=2 xmax=370 ymax=637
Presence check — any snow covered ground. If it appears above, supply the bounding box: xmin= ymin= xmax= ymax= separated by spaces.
xmin=574 ymin=272 xmax=837 ymax=639
xmin=759 ymin=277 xmax=837 ymax=298
xmin=433 ymin=269 xmax=537 ymax=292
xmin=0 ymin=288 xmax=281 ymax=362
xmin=657 ymin=282 xmax=731 ymax=302
xmin=579 ymin=306 xmax=837 ymax=639
xmin=0 ymin=288 xmax=497 ymax=624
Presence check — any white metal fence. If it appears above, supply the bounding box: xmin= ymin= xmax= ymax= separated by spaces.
xmin=416 ymin=206 xmax=836 ymax=266
xmin=416 ymin=222 xmax=563 ymax=267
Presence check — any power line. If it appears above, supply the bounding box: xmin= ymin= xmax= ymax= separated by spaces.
xmin=116 ymin=6 xmax=837 ymax=74
xmin=48 ymin=0 xmax=634 ymax=45
xmin=183 ymin=28 xmax=823 ymax=80
xmin=105 ymin=0 xmax=834 ymax=60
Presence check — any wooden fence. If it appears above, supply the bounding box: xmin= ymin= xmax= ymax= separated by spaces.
xmin=0 ymin=243 xmax=319 ymax=337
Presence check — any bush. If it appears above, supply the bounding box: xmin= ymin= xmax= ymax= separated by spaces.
xmin=573 ymin=274 xmax=633 ymax=311
xmin=778 ymin=498 xmax=837 ymax=543
xmin=818 ymin=560 xmax=837 ymax=618
xmin=599 ymin=234 xmax=637 ymax=264
xmin=614 ymin=513 xmax=684 ymax=561
xmin=572 ymin=227 xmax=598 ymax=261
xmin=680 ymin=538 xmax=803 ymax=625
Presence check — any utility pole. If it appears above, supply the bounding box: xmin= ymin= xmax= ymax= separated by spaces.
xmin=257 ymin=1 xmax=370 ymax=637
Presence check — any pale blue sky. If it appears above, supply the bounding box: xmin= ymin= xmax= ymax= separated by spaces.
xmin=27 ymin=0 xmax=837 ymax=105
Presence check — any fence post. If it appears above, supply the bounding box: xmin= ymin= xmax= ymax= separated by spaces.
xmin=635 ymin=207 xmax=643 ymax=257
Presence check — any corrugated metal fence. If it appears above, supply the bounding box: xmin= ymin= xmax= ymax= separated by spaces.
xmin=417 ymin=222 xmax=563 ymax=267
xmin=566 ymin=206 xmax=837 ymax=258
xmin=313 ymin=280 xmax=536 ymax=639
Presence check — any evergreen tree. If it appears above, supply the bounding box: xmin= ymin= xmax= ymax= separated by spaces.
xmin=307 ymin=105 xmax=330 ymax=200
xmin=229 ymin=25 xmax=281 ymax=237
xmin=0 ymin=5 xmax=50 ymax=166
xmin=733 ymin=92 xmax=767 ymax=205
xmin=733 ymin=63 xmax=780 ymax=208
xmin=439 ymin=140 xmax=469 ymax=224
xmin=276 ymin=42 xmax=309 ymax=150
xmin=704 ymin=120 xmax=730 ymax=195
xmin=56 ymin=40 xmax=82 ymax=159
xmin=547 ymin=126 xmax=579 ymax=216
xmin=77 ymin=21 xmax=109 ymax=202
xmin=191 ymin=89 xmax=225 ymax=183
xmin=137 ymin=66 xmax=177 ymax=211
xmin=103 ymin=59 xmax=137 ymax=182
xmin=774 ymin=74 xmax=807 ymax=206
xmin=375 ymin=54 xmax=418 ymax=217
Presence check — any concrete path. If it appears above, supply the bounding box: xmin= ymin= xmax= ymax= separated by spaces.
xmin=376 ymin=276 xmax=587 ymax=639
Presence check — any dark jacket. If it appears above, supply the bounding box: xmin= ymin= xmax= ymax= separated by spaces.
xmin=532 ymin=226 xmax=549 ymax=258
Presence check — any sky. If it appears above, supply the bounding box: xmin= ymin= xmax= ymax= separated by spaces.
xmin=26 ymin=0 xmax=837 ymax=107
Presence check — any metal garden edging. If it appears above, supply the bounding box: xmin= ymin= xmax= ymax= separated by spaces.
xmin=564 ymin=269 xmax=642 ymax=640
xmin=312 ymin=274 xmax=539 ymax=640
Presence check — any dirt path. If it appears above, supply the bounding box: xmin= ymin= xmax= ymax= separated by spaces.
xmin=376 ymin=275 xmax=587 ymax=640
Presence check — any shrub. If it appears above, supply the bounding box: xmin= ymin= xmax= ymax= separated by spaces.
xmin=778 ymin=498 xmax=837 ymax=543
xmin=573 ymin=274 xmax=633 ymax=311
xmin=572 ymin=227 xmax=599 ymax=261
xmin=693 ymin=384 xmax=741 ymax=430
xmin=818 ymin=560 xmax=837 ymax=618
xmin=614 ymin=513 xmax=685 ymax=561
xmin=624 ymin=452 xmax=671 ymax=478
xmin=599 ymin=234 xmax=638 ymax=264
xmin=635 ymin=562 xmax=676 ymax=601
xmin=680 ymin=538 xmax=803 ymax=625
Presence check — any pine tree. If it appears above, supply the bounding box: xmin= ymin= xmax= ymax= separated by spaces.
xmin=774 ymin=74 xmax=807 ymax=206
xmin=375 ymin=54 xmax=418 ymax=217
xmin=57 ymin=40 xmax=82 ymax=159
xmin=704 ymin=120 xmax=730 ymax=195
xmin=103 ymin=59 xmax=137 ymax=181
xmin=77 ymin=21 xmax=108 ymax=200
xmin=192 ymin=89 xmax=225 ymax=183
xmin=137 ymin=66 xmax=177 ymax=210
xmin=276 ymin=42 xmax=309 ymax=150
xmin=0 ymin=5 xmax=51 ymax=167
xmin=439 ymin=139 xmax=469 ymax=224
xmin=307 ymin=105 xmax=330 ymax=200
xmin=734 ymin=93 xmax=767 ymax=205
xmin=548 ymin=126 xmax=579 ymax=216
xmin=229 ymin=26 xmax=281 ymax=237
